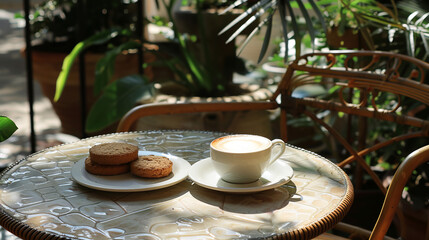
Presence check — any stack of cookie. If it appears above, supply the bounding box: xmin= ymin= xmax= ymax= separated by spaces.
xmin=85 ymin=142 xmax=138 ymax=176
xmin=84 ymin=142 xmax=173 ymax=178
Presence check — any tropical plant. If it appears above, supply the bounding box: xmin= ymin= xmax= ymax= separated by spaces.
xmin=219 ymin=0 xmax=327 ymax=63
xmin=316 ymin=0 xmax=429 ymax=59
xmin=52 ymin=0 xmax=429 ymax=136
xmin=261 ymin=0 xmax=428 ymax=66
xmin=316 ymin=0 xmax=429 ymax=211
xmin=54 ymin=0 xmax=244 ymax=134
xmin=0 ymin=116 xmax=18 ymax=143
xmin=386 ymin=1 xmax=429 ymax=60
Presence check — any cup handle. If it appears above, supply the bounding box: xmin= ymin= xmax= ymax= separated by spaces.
xmin=268 ymin=139 xmax=286 ymax=165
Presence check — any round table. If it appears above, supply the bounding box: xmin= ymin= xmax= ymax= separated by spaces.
xmin=0 ymin=130 xmax=353 ymax=239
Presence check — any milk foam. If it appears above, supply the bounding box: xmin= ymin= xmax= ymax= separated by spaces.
xmin=214 ymin=136 xmax=269 ymax=153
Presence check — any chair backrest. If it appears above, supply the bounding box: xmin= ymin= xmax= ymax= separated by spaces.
xmin=276 ymin=50 xmax=429 ymax=239
xmin=276 ymin=50 xmax=429 ymax=194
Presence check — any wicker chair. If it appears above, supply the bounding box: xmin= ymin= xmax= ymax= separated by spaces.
xmin=117 ymin=50 xmax=429 ymax=239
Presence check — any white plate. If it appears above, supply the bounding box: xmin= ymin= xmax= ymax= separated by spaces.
xmin=188 ymin=158 xmax=293 ymax=193
xmin=71 ymin=151 xmax=191 ymax=192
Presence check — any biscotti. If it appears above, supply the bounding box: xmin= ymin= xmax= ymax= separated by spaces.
xmin=89 ymin=142 xmax=138 ymax=165
xmin=131 ymin=155 xmax=173 ymax=178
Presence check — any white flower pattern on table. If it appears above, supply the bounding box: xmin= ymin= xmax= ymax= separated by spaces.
xmin=0 ymin=131 xmax=351 ymax=239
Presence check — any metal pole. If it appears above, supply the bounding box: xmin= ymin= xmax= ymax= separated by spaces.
xmin=137 ymin=0 xmax=145 ymax=75
xmin=23 ymin=0 xmax=37 ymax=153
xmin=77 ymin=0 xmax=87 ymax=138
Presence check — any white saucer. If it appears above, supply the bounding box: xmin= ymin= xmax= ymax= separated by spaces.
xmin=188 ymin=158 xmax=293 ymax=193
xmin=71 ymin=151 xmax=191 ymax=192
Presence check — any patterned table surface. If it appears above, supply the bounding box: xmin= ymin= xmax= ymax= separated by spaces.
xmin=0 ymin=130 xmax=353 ymax=240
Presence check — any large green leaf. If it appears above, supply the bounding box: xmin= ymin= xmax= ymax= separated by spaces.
xmin=54 ymin=28 xmax=130 ymax=102
xmin=94 ymin=40 xmax=142 ymax=95
xmin=54 ymin=41 xmax=86 ymax=102
xmin=257 ymin=16 xmax=273 ymax=63
xmin=0 ymin=116 xmax=18 ymax=142
xmin=285 ymin=0 xmax=302 ymax=57
xmin=85 ymin=75 xmax=153 ymax=133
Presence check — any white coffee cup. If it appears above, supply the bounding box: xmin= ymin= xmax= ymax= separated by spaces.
xmin=210 ymin=134 xmax=286 ymax=183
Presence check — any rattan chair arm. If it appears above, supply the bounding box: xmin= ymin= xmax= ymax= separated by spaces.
xmin=370 ymin=145 xmax=429 ymax=240
xmin=116 ymin=101 xmax=278 ymax=132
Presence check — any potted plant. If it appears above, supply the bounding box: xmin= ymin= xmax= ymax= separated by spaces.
xmin=54 ymin=0 xmax=275 ymax=137
xmin=316 ymin=0 xmax=429 ymax=58
xmin=316 ymin=0 xmax=375 ymax=50
xmin=397 ymin=157 xmax=429 ymax=239
xmin=16 ymin=0 xmax=154 ymax=138
xmin=171 ymin=0 xmax=259 ymax=84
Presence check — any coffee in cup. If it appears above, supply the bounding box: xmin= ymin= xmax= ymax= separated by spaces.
xmin=210 ymin=134 xmax=286 ymax=183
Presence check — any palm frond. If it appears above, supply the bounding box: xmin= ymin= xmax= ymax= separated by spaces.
xmin=219 ymin=0 xmax=273 ymax=36
xmin=258 ymin=16 xmax=273 ymax=63
xmin=420 ymin=32 xmax=429 ymax=60
xmin=308 ymin=0 xmax=327 ymax=31
xmin=278 ymin=0 xmax=289 ymax=61
xmin=236 ymin=15 xmax=272 ymax=56
xmin=225 ymin=1 xmax=276 ymax=44
xmin=220 ymin=0 xmax=249 ymax=14
xmin=221 ymin=0 xmax=326 ymax=63
xmin=415 ymin=12 xmax=429 ymax=26
xmin=295 ymin=0 xmax=316 ymax=51
xmin=285 ymin=0 xmax=302 ymax=57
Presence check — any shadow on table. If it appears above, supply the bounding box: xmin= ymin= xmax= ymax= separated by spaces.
xmin=189 ymin=181 xmax=297 ymax=214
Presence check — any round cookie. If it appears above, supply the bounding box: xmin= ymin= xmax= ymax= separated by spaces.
xmin=131 ymin=155 xmax=173 ymax=178
xmin=84 ymin=157 xmax=130 ymax=175
xmin=89 ymin=142 xmax=138 ymax=165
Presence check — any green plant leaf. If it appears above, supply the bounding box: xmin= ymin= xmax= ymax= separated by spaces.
xmin=236 ymin=16 xmax=270 ymax=56
xmin=180 ymin=41 xmax=209 ymax=90
xmin=94 ymin=41 xmax=142 ymax=95
xmin=54 ymin=41 xmax=85 ymax=102
xmin=221 ymin=0 xmax=325 ymax=62
xmin=176 ymin=31 xmax=212 ymax=93
xmin=85 ymin=75 xmax=153 ymax=133
xmin=0 ymin=116 xmax=18 ymax=142
xmin=219 ymin=0 xmax=270 ymax=36
xmin=420 ymin=33 xmax=429 ymax=60
xmin=308 ymin=0 xmax=327 ymax=31
xmin=14 ymin=12 xmax=23 ymax=19
xmin=285 ymin=0 xmax=302 ymax=57
xmin=162 ymin=58 xmax=198 ymax=92
xmin=164 ymin=0 xmax=213 ymax=93
xmin=257 ymin=16 xmax=273 ymax=63
xmin=278 ymin=0 xmax=289 ymax=62
xmin=223 ymin=0 xmax=274 ymax=43
xmin=376 ymin=2 xmax=397 ymax=21
xmin=296 ymin=0 xmax=316 ymax=51
xmin=415 ymin=12 xmax=429 ymax=26
xmin=54 ymin=28 xmax=127 ymax=102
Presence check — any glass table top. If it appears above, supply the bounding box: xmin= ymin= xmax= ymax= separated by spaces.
xmin=0 ymin=130 xmax=353 ymax=239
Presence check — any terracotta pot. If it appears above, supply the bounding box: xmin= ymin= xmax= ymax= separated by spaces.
xmin=396 ymin=200 xmax=429 ymax=240
xmin=27 ymin=48 xmax=154 ymax=138
xmin=327 ymin=27 xmax=367 ymax=50
xmin=173 ymin=6 xmax=256 ymax=85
